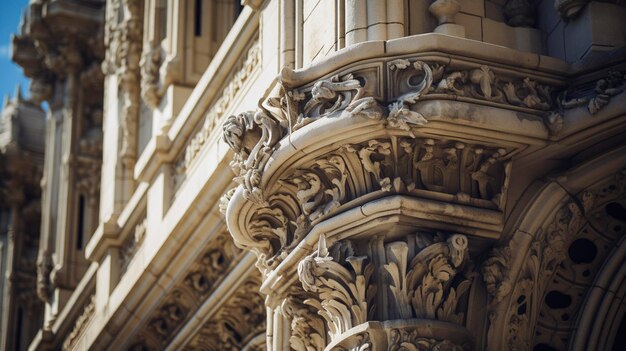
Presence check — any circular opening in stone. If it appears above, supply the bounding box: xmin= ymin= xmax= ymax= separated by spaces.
xmin=568 ymin=238 xmax=597 ymax=264
xmin=606 ymin=202 xmax=626 ymax=222
xmin=545 ymin=290 xmax=572 ymax=309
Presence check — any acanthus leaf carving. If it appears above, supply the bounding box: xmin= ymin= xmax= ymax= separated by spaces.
xmin=282 ymin=154 xmax=349 ymax=223
xmin=385 ymin=234 xmax=471 ymax=324
xmin=388 ymin=328 xmax=465 ymax=351
xmin=282 ymin=296 xmax=327 ymax=351
xmin=345 ymin=140 xmax=392 ymax=192
xmin=223 ymin=109 xmax=283 ymax=204
xmin=558 ymin=70 xmax=625 ymax=115
xmin=298 ymin=235 xmax=376 ymax=341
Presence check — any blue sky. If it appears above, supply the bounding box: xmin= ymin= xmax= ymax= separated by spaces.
xmin=0 ymin=0 xmax=31 ymax=102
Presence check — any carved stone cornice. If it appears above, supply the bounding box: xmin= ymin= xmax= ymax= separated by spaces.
xmin=221 ymin=52 xmax=626 ymax=274
xmin=62 ymin=295 xmax=96 ymax=351
xmin=184 ymin=277 xmax=266 ymax=351
xmin=128 ymin=230 xmax=243 ymax=350
xmin=224 ymin=120 xmax=512 ymax=271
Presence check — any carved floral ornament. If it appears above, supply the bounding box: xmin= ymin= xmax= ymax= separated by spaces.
xmin=481 ymin=170 xmax=626 ymax=350
xmin=219 ymin=58 xmax=557 ymax=270
xmin=128 ymin=231 xmax=243 ymax=350
xmin=223 ymin=123 xmax=511 ymax=273
xmin=279 ymin=232 xmax=474 ymax=351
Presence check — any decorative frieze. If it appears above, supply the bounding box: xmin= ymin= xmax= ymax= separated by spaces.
xmin=178 ymin=41 xmax=261 ymax=180
xmin=63 ymin=295 xmax=96 ymax=351
xmin=558 ymin=70 xmax=626 ymax=115
xmin=184 ymin=277 xmax=266 ymax=351
xmin=228 ymin=134 xmax=510 ymax=269
xmin=119 ymin=215 xmax=147 ymax=274
xmin=130 ymin=230 xmax=243 ymax=349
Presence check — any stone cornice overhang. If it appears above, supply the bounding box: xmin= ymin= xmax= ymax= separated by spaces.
xmin=280 ymin=34 xmax=568 ymax=87
xmin=222 ymin=33 xmax=626 ymax=298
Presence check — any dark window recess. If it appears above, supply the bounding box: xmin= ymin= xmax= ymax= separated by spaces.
xmin=194 ymin=0 xmax=202 ymax=36
xmin=77 ymin=195 xmax=86 ymax=250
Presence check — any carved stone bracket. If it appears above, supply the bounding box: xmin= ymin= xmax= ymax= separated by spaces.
xmin=225 ymin=133 xmax=511 ymax=269
xmin=223 ymin=109 xmax=284 ymax=204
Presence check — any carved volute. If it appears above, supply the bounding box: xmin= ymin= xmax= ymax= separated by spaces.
xmin=220 ymin=48 xmax=623 ymax=349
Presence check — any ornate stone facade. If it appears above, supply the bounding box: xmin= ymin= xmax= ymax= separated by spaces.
xmin=1 ymin=0 xmax=626 ymax=351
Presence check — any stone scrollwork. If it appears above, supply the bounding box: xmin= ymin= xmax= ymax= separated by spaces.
xmin=388 ymin=329 xmax=465 ymax=351
xmin=283 ymin=154 xmax=349 ymax=222
xmin=433 ymin=65 xmax=554 ymax=111
xmin=184 ymin=277 xmax=266 ymax=351
xmin=384 ymin=234 xmax=470 ymax=324
xmin=225 ymin=134 xmax=511 ymax=271
xmin=131 ymin=230 xmax=243 ymax=348
xmin=298 ymin=235 xmax=376 ymax=340
xmin=282 ymin=296 xmax=327 ymax=351
xmin=223 ymin=109 xmax=283 ymax=204
xmin=293 ymin=73 xmax=383 ymax=130
xmin=387 ymin=60 xmax=432 ymax=137
xmin=302 ymin=74 xmax=364 ymax=118
xmin=558 ymin=70 xmax=626 ymax=115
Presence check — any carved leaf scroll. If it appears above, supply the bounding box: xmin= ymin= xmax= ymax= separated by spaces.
xmin=223 ymin=109 xmax=284 ymax=204
xmin=298 ymin=235 xmax=376 ymax=340
xmin=385 ymin=234 xmax=471 ymax=325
